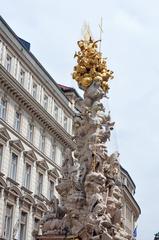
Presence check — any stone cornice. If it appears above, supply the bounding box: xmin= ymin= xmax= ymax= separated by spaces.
xmin=36 ymin=160 xmax=49 ymax=171
xmin=0 ymin=127 xmax=11 ymax=142
xmin=6 ymin=177 xmax=20 ymax=186
xmin=9 ymin=139 xmax=24 ymax=152
xmin=0 ymin=65 xmax=75 ymax=150
xmin=23 ymin=150 xmax=37 ymax=162
xmin=0 ymin=18 xmax=74 ymax=114
xmin=48 ymin=168 xmax=60 ymax=179
xmin=21 ymin=186 xmax=33 ymax=195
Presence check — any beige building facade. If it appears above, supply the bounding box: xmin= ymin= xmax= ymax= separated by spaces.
xmin=0 ymin=16 xmax=76 ymax=240
xmin=0 ymin=16 xmax=140 ymax=240
xmin=120 ymin=167 xmax=141 ymax=236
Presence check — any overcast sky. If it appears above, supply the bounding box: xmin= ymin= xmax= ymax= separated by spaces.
xmin=1 ymin=1 xmax=159 ymax=239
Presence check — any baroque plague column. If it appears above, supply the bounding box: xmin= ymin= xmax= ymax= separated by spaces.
xmin=37 ymin=36 xmax=131 ymax=240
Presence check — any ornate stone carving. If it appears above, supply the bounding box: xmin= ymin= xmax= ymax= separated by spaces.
xmin=40 ymin=37 xmax=131 ymax=240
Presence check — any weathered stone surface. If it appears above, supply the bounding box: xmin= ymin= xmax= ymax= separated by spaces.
xmin=39 ymin=37 xmax=131 ymax=240
xmin=36 ymin=236 xmax=80 ymax=240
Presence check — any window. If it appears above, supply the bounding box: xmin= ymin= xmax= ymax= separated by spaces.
xmin=24 ymin=163 xmax=31 ymax=189
xmin=50 ymin=139 xmax=56 ymax=161
xmin=0 ymin=144 xmax=3 ymax=168
xmin=48 ymin=180 xmax=54 ymax=200
xmin=39 ymin=129 xmax=45 ymax=152
xmin=10 ymin=152 xmax=18 ymax=180
xmin=19 ymin=211 xmax=27 ymax=240
xmin=4 ymin=204 xmax=13 ymax=240
xmin=34 ymin=218 xmax=40 ymax=232
xmin=32 ymin=82 xmax=37 ymax=99
xmin=37 ymin=172 xmax=43 ymax=196
xmin=121 ymin=175 xmax=125 ymax=185
xmin=54 ymin=103 xmax=58 ymax=121
xmin=5 ymin=53 xmax=12 ymax=72
xmin=27 ymin=76 xmax=31 ymax=91
xmin=19 ymin=68 xmax=25 ymax=86
xmin=59 ymin=109 xmax=63 ymax=124
xmin=64 ymin=116 xmax=68 ymax=131
xmin=126 ymin=205 xmax=132 ymax=224
xmin=33 ymin=218 xmax=40 ymax=239
xmin=0 ymin=41 xmax=3 ymax=63
xmin=14 ymin=111 xmax=21 ymax=132
xmin=27 ymin=123 xmax=34 ymax=143
xmin=0 ymin=98 xmax=7 ymax=120
xmin=127 ymin=180 xmax=134 ymax=194
xmin=41 ymin=135 xmax=45 ymax=152
xmin=60 ymin=147 xmax=64 ymax=165
xmin=43 ymin=94 xmax=48 ymax=110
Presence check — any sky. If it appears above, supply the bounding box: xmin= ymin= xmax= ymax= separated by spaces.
xmin=1 ymin=0 xmax=159 ymax=239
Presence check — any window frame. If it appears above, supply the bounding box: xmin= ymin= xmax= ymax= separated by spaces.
xmin=39 ymin=129 xmax=45 ymax=153
xmin=60 ymin=146 xmax=65 ymax=166
xmin=54 ymin=103 xmax=59 ymax=121
xmin=27 ymin=122 xmax=34 ymax=143
xmin=5 ymin=52 xmax=12 ymax=73
xmin=19 ymin=66 xmax=26 ymax=86
xmin=37 ymin=172 xmax=43 ymax=196
xmin=23 ymin=162 xmax=31 ymax=190
xmin=43 ymin=93 xmax=49 ymax=111
xmin=19 ymin=211 xmax=27 ymax=240
xmin=10 ymin=152 xmax=18 ymax=181
xmin=0 ymin=40 xmax=3 ymax=63
xmin=34 ymin=217 xmax=40 ymax=232
xmin=14 ymin=110 xmax=21 ymax=132
xmin=32 ymin=81 xmax=38 ymax=99
xmin=63 ymin=115 xmax=68 ymax=131
xmin=50 ymin=138 xmax=56 ymax=162
xmin=3 ymin=204 xmax=13 ymax=240
xmin=0 ymin=97 xmax=7 ymax=120
xmin=0 ymin=143 xmax=3 ymax=170
xmin=48 ymin=179 xmax=54 ymax=200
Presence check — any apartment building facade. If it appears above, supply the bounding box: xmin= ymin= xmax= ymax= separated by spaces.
xmin=120 ymin=167 xmax=141 ymax=236
xmin=0 ymin=16 xmax=77 ymax=240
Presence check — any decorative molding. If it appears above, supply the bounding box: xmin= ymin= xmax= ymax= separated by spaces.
xmin=6 ymin=177 xmax=19 ymax=186
xmin=34 ymin=194 xmax=45 ymax=202
xmin=5 ymin=185 xmax=22 ymax=197
xmin=33 ymin=201 xmax=47 ymax=212
xmin=0 ymin=119 xmax=61 ymax=171
xmin=0 ymin=21 xmax=73 ymax=117
xmin=23 ymin=150 xmax=37 ymax=162
xmin=20 ymin=193 xmax=35 ymax=206
xmin=0 ymin=127 xmax=10 ymax=142
xmin=0 ymin=176 xmax=7 ymax=188
xmin=0 ymin=172 xmax=5 ymax=177
xmin=9 ymin=139 xmax=24 ymax=152
xmin=21 ymin=186 xmax=33 ymax=195
xmin=48 ymin=167 xmax=60 ymax=179
xmin=36 ymin=160 xmax=49 ymax=171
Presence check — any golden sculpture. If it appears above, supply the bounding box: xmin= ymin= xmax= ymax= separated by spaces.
xmin=72 ymin=37 xmax=114 ymax=92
